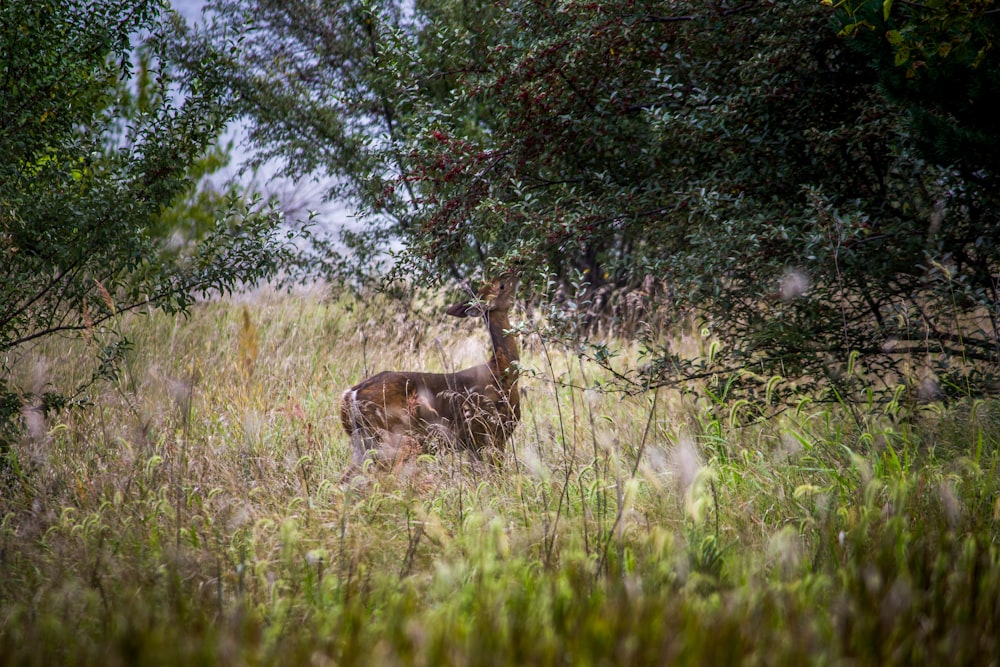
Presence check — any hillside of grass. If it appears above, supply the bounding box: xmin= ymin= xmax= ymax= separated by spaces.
xmin=1 ymin=288 xmax=998 ymax=666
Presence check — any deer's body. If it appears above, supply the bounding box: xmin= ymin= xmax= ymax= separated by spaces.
xmin=340 ymin=276 xmax=520 ymax=473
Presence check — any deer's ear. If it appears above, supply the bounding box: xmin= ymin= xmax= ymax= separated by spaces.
xmin=446 ymin=302 xmax=475 ymax=318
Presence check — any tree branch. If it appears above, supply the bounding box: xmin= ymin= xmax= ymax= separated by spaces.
xmin=643 ymin=3 xmax=758 ymax=24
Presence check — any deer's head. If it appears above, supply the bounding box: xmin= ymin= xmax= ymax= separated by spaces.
xmin=446 ymin=273 xmax=520 ymax=318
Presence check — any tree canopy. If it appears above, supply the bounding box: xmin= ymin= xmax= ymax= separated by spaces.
xmin=1 ymin=0 xmax=305 ymax=434
xmin=186 ymin=0 xmax=1000 ymax=403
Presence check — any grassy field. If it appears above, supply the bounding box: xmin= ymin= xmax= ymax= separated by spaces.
xmin=1 ymin=288 xmax=998 ymax=665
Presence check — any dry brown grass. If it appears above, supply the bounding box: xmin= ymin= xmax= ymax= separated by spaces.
xmin=1 ymin=286 xmax=998 ymax=665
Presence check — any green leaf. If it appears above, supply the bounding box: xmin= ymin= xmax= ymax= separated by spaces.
xmin=894 ymin=44 xmax=910 ymax=66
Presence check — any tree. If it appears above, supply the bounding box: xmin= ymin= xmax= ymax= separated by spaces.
xmin=193 ymin=0 xmax=999 ymax=404
xmin=835 ymin=0 xmax=1000 ymax=170
xmin=114 ymin=48 xmax=246 ymax=252
xmin=387 ymin=0 xmax=999 ymax=403
xmin=185 ymin=0 xmax=508 ymax=282
xmin=0 ymin=0 xmax=305 ymax=439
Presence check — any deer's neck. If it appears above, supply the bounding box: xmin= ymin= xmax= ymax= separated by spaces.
xmin=485 ymin=310 xmax=519 ymax=383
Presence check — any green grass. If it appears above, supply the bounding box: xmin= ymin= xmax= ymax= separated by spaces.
xmin=2 ymin=288 xmax=998 ymax=665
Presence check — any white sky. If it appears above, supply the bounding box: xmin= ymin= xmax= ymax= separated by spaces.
xmin=172 ymin=0 xmax=205 ymax=24
xmin=169 ymin=0 xmax=349 ymax=232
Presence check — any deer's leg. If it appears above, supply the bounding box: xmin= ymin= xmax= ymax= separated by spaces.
xmin=388 ymin=432 xmax=423 ymax=477
xmin=350 ymin=426 xmax=379 ymax=466
xmin=344 ymin=390 xmax=426 ymax=477
xmin=338 ymin=426 xmax=374 ymax=483
xmin=341 ymin=388 xmax=391 ymax=480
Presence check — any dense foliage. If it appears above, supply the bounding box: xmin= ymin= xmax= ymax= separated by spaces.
xmin=839 ymin=0 xmax=1000 ymax=171
xmin=0 ymin=0 xmax=305 ymax=437
xmin=190 ymin=0 xmax=999 ymax=404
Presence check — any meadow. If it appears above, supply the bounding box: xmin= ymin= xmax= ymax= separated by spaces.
xmin=1 ymin=287 xmax=998 ymax=665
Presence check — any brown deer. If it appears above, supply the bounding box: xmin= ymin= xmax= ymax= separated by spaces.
xmin=340 ymin=274 xmax=520 ymax=475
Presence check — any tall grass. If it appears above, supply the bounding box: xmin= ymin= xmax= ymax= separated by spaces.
xmin=1 ymin=287 xmax=998 ymax=665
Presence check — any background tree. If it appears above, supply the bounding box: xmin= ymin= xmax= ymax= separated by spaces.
xmin=187 ymin=0 xmax=506 ymax=281
xmin=837 ymin=0 xmax=1000 ymax=170
xmin=192 ymin=0 xmax=999 ymax=404
xmin=391 ymin=0 xmax=1000 ymax=404
xmin=114 ymin=48 xmax=246 ymax=251
xmin=0 ymin=0 xmax=306 ymax=440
